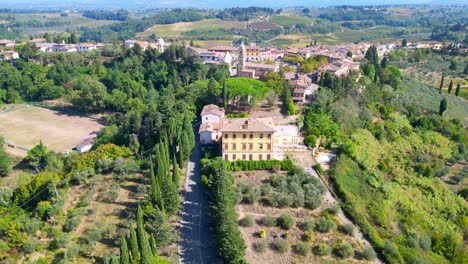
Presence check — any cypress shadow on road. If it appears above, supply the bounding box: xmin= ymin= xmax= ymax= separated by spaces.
xmin=178 ymin=123 xmax=220 ymax=264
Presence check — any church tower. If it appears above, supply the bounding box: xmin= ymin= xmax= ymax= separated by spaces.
xmin=237 ymin=42 xmax=246 ymax=76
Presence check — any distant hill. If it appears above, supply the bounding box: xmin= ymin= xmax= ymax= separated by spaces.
xmin=0 ymin=0 xmax=463 ymax=10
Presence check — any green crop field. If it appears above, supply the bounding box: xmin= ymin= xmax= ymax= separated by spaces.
xmin=269 ymin=15 xmax=314 ymax=27
xmin=138 ymin=18 xmax=245 ymax=37
xmin=331 ymin=26 xmax=402 ymax=43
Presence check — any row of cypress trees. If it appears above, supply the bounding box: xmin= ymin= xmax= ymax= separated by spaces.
xmin=105 ymin=206 xmax=169 ymax=264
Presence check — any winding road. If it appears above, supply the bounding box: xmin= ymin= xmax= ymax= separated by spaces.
xmin=178 ymin=124 xmax=219 ymax=264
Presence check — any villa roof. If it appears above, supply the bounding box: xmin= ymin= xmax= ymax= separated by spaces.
xmin=201 ymin=104 xmax=225 ymax=117
xmin=199 ymin=122 xmax=221 ymax=134
xmin=220 ymin=118 xmax=276 ymax=133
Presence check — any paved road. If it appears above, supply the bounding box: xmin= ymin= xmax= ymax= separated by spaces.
xmin=178 ymin=126 xmax=219 ymax=264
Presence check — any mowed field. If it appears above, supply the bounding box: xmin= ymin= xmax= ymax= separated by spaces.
xmin=0 ymin=105 xmax=104 ymax=156
xmin=138 ymin=18 xmax=246 ymax=37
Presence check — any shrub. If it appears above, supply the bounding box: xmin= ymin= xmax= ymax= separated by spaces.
xmin=302 ymin=231 xmax=314 ymax=242
xmin=327 ymin=204 xmax=340 ymax=215
xmin=64 ymin=216 xmax=81 ymax=232
xmin=293 ymin=241 xmax=310 ymax=256
xmin=272 ymin=238 xmax=288 ymax=253
xmin=239 ymin=215 xmax=254 ymax=227
xmin=23 ymin=238 xmax=41 ymax=253
xmin=313 ymin=163 xmax=323 ymax=174
xmin=334 ymin=242 xmax=353 ymax=258
xmin=277 ymin=213 xmax=295 ymax=230
xmin=313 ymin=243 xmax=331 ymax=256
xmin=259 ymin=229 xmax=267 ymax=238
xmin=341 ymin=223 xmax=355 ymax=236
xmin=242 ymin=185 xmax=261 ymax=204
xmin=361 ymin=246 xmax=377 ymax=261
xmin=254 ymin=241 xmax=267 ymax=253
xmin=419 ymin=235 xmax=432 ymax=251
xmin=316 ymin=217 xmax=336 ymax=233
xmin=50 ymin=232 xmax=70 ymax=250
xmin=300 ymin=219 xmax=315 ymax=231
xmin=261 ymin=214 xmax=276 ymax=227
xmin=64 ymin=243 xmax=80 ymax=260
xmin=0 ymin=188 xmax=13 ymax=207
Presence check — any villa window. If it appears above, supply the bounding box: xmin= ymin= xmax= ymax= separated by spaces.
xmin=258 ymin=143 xmax=263 ymax=150
xmin=224 ymin=133 xmax=228 ymax=139
xmin=259 ymin=134 xmax=264 ymax=139
xmin=233 ymin=134 xmax=236 ymax=139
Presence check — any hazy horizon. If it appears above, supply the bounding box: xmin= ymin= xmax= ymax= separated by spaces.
xmin=0 ymin=0 xmax=465 ymax=10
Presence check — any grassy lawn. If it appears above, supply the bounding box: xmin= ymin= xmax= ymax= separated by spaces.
xmin=138 ymin=18 xmax=245 ymax=37
xmin=269 ymin=15 xmax=314 ymax=27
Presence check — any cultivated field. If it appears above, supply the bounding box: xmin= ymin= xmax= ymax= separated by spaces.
xmin=269 ymin=15 xmax=314 ymax=27
xmin=138 ymin=18 xmax=246 ymax=37
xmin=0 ymin=105 xmax=104 ymax=156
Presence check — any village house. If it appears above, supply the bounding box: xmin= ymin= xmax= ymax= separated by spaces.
xmin=52 ymin=44 xmax=78 ymax=53
xmin=77 ymin=44 xmax=98 ymax=52
xmin=0 ymin=50 xmax=19 ymax=61
xmin=237 ymin=42 xmax=279 ymax=79
xmin=220 ymin=117 xmax=276 ymax=161
xmin=0 ymin=39 xmax=15 ymax=48
xmin=124 ymin=38 xmax=165 ymax=52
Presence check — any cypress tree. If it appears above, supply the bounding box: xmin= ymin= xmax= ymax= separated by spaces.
xmin=448 ymin=80 xmax=453 ymax=94
xmin=178 ymin=135 xmax=185 ymax=168
xmin=150 ymin=155 xmax=165 ymax=211
xmin=111 ymin=254 xmax=119 ymax=264
xmin=455 ymin=83 xmax=460 ymax=97
xmin=172 ymin=153 xmax=180 ymax=185
xmin=161 ymin=175 xmax=180 ymax=216
xmin=129 ymin=227 xmax=140 ymax=263
xmin=150 ymin=234 xmax=158 ymax=257
xmin=222 ymin=79 xmax=228 ymax=108
xmin=439 ymin=98 xmax=447 ymax=116
xmin=120 ymin=237 xmax=130 ymax=264
xmin=439 ymin=75 xmax=444 ymax=94
xmin=137 ymin=206 xmax=153 ymax=264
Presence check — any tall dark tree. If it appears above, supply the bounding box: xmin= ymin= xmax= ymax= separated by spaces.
xmin=150 ymin=234 xmax=158 ymax=257
xmin=401 ymin=39 xmax=407 ymax=47
xmin=137 ymin=206 xmax=153 ymax=264
xmin=439 ymin=97 xmax=447 ymax=116
xmin=455 ymin=83 xmax=461 ymax=97
xmin=448 ymin=80 xmax=453 ymax=94
xmin=222 ymin=79 xmax=228 ymax=109
xmin=439 ymin=75 xmax=445 ymax=94
xmin=119 ymin=237 xmax=130 ymax=264
xmin=129 ymin=227 xmax=140 ymax=262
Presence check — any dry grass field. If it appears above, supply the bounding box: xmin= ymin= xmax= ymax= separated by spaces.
xmin=0 ymin=105 xmax=104 ymax=156
xmin=138 ymin=18 xmax=245 ymax=37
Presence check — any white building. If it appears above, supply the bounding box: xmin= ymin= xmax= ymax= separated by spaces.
xmin=78 ymin=44 xmax=97 ymax=52
xmin=52 ymin=44 xmax=77 ymax=53
xmin=199 ymin=123 xmax=222 ymax=145
xmin=76 ymin=137 xmax=95 ymax=153
xmin=201 ymin=104 xmax=225 ymax=124
xmin=0 ymin=39 xmax=15 ymax=48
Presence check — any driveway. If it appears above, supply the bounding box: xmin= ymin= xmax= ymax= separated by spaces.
xmin=178 ymin=125 xmax=219 ymax=264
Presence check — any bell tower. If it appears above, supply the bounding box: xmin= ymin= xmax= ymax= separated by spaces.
xmin=237 ymin=42 xmax=246 ymax=76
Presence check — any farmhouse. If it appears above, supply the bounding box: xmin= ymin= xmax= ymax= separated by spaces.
xmin=0 ymin=50 xmax=19 ymax=61
xmin=0 ymin=39 xmax=15 ymax=48
xmin=199 ymin=122 xmax=222 ymax=145
xmin=52 ymin=44 xmax=78 ymax=53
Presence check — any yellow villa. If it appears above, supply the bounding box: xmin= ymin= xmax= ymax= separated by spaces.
xmin=219 ymin=118 xmax=276 ymax=161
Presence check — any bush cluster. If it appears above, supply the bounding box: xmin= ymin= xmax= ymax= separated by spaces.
xmin=226 ymin=159 xmax=295 ymax=172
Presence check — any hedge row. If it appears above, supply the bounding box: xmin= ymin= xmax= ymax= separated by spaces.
xmin=226 ymin=159 xmax=295 ymax=172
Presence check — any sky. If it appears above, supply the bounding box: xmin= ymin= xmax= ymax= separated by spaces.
xmin=0 ymin=0 xmax=462 ymax=10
